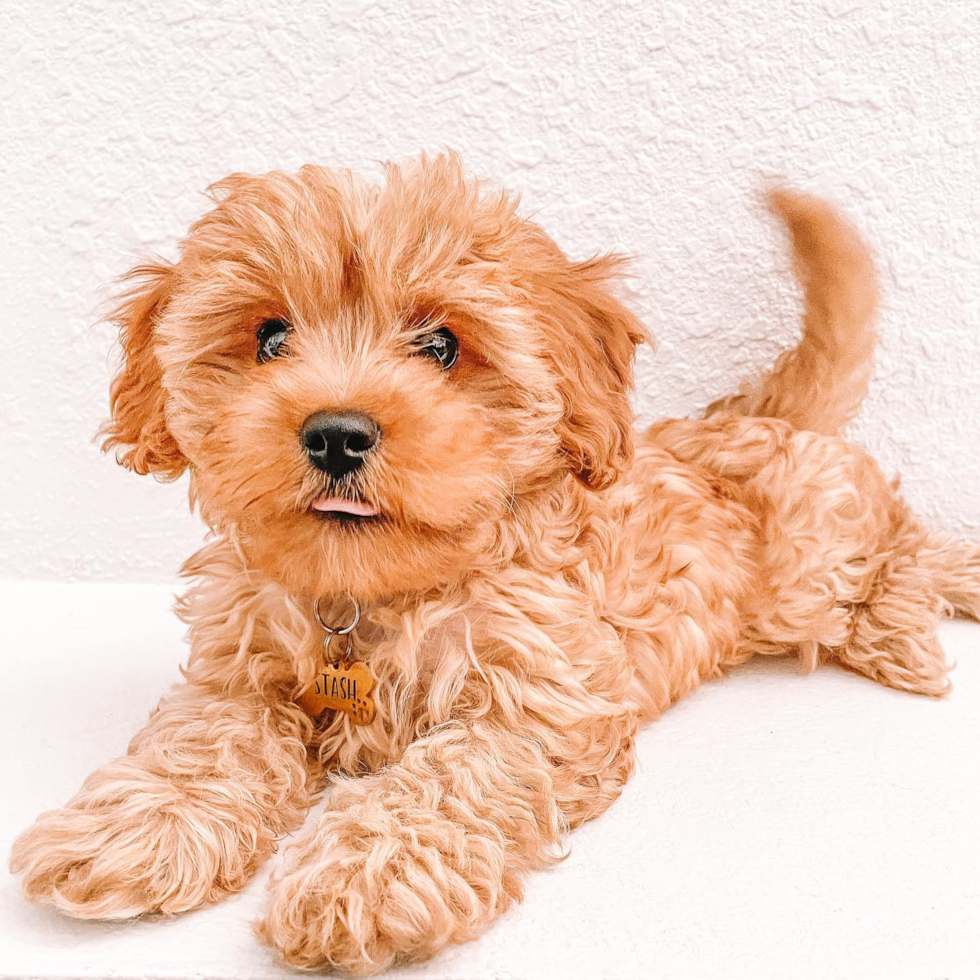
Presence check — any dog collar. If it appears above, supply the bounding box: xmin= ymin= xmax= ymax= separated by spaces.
xmin=296 ymin=597 xmax=376 ymax=725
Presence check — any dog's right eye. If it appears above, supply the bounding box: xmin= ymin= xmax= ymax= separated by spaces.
xmin=256 ymin=319 xmax=291 ymax=363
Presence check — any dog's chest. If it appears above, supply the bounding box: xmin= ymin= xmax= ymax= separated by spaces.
xmin=310 ymin=613 xmax=479 ymax=771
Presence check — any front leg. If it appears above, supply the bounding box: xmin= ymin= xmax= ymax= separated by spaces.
xmin=10 ymin=682 xmax=315 ymax=918
xmin=260 ymin=705 xmax=635 ymax=974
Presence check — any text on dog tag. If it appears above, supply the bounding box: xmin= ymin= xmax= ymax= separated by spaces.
xmin=297 ymin=660 xmax=376 ymax=726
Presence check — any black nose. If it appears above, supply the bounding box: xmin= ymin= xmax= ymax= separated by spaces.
xmin=300 ymin=410 xmax=381 ymax=478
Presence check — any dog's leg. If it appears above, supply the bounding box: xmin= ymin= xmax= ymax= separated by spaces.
xmin=827 ymin=535 xmax=980 ymax=696
xmin=653 ymin=416 xmax=975 ymax=697
xmin=258 ymin=718 xmax=633 ymax=974
xmin=828 ymin=555 xmax=952 ymax=696
xmin=257 ymin=601 xmax=636 ymax=975
xmin=918 ymin=533 xmax=980 ymax=622
xmin=10 ymin=683 xmax=315 ymax=918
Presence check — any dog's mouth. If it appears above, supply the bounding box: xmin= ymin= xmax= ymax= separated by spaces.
xmin=310 ymin=494 xmax=382 ymax=525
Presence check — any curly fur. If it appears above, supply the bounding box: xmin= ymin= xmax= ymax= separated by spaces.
xmin=10 ymin=154 xmax=979 ymax=975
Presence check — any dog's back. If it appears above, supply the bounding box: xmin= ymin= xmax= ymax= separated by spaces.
xmin=634 ymin=190 xmax=979 ymax=700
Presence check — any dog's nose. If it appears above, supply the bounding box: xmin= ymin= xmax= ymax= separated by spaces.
xmin=300 ymin=410 xmax=381 ymax=478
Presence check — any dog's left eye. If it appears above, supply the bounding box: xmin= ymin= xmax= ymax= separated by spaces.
xmin=256 ymin=319 xmax=291 ymax=363
xmin=412 ymin=327 xmax=458 ymax=370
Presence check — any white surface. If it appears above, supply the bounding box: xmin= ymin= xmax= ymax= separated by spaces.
xmin=1 ymin=581 xmax=978 ymax=980
xmin=1 ymin=0 xmax=979 ymax=582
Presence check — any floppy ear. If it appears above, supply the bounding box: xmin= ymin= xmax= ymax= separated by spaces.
xmin=100 ymin=262 xmax=188 ymax=479
xmin=537 ymin=254 xmax=648 ymax=491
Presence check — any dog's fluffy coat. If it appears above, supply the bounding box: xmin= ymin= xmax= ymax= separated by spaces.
xmin=11 ymin=156 xmax=979 ymax=974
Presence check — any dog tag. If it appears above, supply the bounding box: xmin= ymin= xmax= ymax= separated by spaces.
xmin=298 ymin=660 xmax=376 ymax=726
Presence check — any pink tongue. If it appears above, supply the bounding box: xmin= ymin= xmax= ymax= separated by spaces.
xmin=312 ymin=496 xmax=379 ymax=517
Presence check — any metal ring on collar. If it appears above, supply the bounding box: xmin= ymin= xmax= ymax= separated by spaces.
xmin=314 ymin=596 xmax=360 ymax=635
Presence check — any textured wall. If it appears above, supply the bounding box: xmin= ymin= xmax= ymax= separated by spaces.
xmin=2 ymin=0 xmax=978 ymax=583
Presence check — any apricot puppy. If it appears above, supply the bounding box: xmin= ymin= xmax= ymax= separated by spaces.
xmin=11 ymin=155 xmax=979 ymax=975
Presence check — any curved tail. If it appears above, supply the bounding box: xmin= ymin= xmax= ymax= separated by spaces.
xmin=705 ymin=189 xmax=878 ymax=436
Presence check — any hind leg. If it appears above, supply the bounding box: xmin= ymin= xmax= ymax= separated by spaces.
xmin=656 ymin=415 xmax=976 ymax=697
xmin=812 ymin=527 xmax=980 ymax=697
xmin=708 ymin=421 xmax=964 ymax=697
xmin=918 ymin=534 xmax=980 ymax=621
xmin=830 ymin=556 xmax=951 ymax=697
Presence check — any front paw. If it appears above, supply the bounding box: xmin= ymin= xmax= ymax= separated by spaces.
xmin=10 ymin=764 xmax=271 ymax=919
xmin=258 ymin=795 xmax=509 ymax=975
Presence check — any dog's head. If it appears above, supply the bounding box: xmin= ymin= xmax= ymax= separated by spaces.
xmin=102 ymin=155 xmax=646 ymax=599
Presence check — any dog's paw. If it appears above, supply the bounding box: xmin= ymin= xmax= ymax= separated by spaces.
xmin=10 ymin=770 xmax=269 ymax=919
xmin=257 ymin=795 xmax=508 ymax=975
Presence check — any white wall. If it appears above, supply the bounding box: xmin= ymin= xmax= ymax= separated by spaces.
xmin=2 ymin=0 xmax=977 ymax=583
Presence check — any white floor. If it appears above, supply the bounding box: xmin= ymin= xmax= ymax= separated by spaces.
xmin=1 ymin=580 xmax=978 ymax=980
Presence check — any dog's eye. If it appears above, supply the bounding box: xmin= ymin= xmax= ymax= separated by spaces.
xmin=256 ymin=318 xmax=291 ymax=363
xmin=412 ymin=327 xmax=458 ymax=370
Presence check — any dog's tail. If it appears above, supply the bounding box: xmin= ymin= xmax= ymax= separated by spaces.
xmin=705 ymin=189 xmax=878 ymax=436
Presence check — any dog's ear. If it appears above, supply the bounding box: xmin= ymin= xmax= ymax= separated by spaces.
xmin=534 ymin=254 xmax=647 ymax=491
xmin=100 ymin=262 xmax=188 ymax=479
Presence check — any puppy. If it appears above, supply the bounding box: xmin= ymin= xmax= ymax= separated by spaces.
xmin=11 ymin=155 xmax=979 ymax=975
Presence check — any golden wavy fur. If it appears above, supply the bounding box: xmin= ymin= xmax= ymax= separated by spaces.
xmin=10 ymin=155 xmax=979 ymax=974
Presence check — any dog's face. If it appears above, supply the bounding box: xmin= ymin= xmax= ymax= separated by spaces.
xmin=103 ymin=155 xmax=645 ymax=599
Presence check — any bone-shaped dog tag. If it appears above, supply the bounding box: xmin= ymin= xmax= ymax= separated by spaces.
xmin=298 ymin=660 xmax=376 ymax=726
